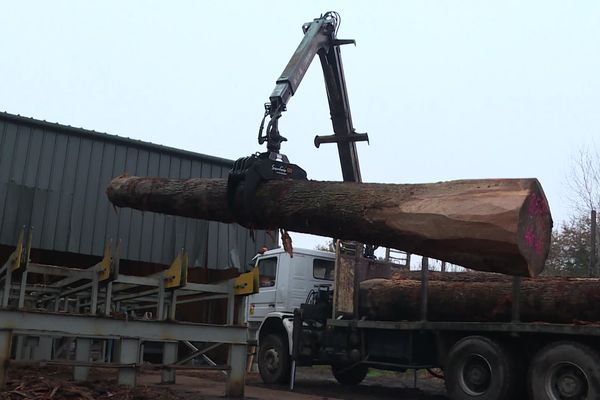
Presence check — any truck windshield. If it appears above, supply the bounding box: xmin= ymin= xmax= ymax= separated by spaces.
xmin=258 ymin=257 xmax=277 ymax=287
xmin=313 ymin=259 xmax=335 ymax=280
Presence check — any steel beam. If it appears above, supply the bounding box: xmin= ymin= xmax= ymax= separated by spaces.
xmin=178 ymin=282 xmax=231 ymax=294
xmin=0 ymin=309 xmax=247 ymax=344
xmin=104 ymin=282 xmax=113 ymax=316
xmin=157 ymin=279 xmax=166 ymax=321
xmin=118 ymin=338 xmax=139 ymax=386
xmin=26 ymin=263 xmax=94 ymax=278
xmin=113 ymin=275 xmax=161 ymax=287
xmin=169 ymin=291 xmax=178 ymax=320
xmin=227 ymin=281 xmax=235 ymax=325
xmin=226 ymin=344 xmax=246 ymax=398
xmin=17 ymin=270 xmax=28 ymax=309
xmin=59 ymin=282 xmax=93 ymax=298
xmin=327 ymin=319 xmax=600 ymax=336
xmin=177 ymin=342 xmax=222 ymax=366
xmin=0 ymin=330 xmax=12 ymax=389
xmin=74 ymin=338 xmax=91 ymax=381
xmin=33 ymin=335 xmax=53 ymax=361
xmin=2 ymin=266 xmax=12 ymax=307
xmin=420 ymin=257 xmax=429 ymax=321
xmin=14 ymin=336 xmax=25 ymax=360
xmin=90 ymin=274 xmax=99 ymax=315
xmin=161 ymin=341 xmax=178 ymax=384
xmin=511 ymin=276 xmax=521 ymax=322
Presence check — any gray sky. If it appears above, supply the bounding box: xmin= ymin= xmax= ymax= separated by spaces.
xmin=1 ymin=1 xmax=599 ymax=250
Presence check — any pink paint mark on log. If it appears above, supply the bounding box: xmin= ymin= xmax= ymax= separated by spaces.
xmin=524 ymin=228 xmax=542 ymax=255
xmin=528 ymin=193 xmax=548 ymax=217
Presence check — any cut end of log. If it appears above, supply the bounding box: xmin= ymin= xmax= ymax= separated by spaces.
xmin=517 ymin=179 xmax=553 ymax=277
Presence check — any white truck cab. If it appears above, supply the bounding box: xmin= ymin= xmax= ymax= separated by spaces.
xmin=244 ymin=247 xmax=335 ymax=382
xmin=246 ymin=247 xmax=335 ymax=338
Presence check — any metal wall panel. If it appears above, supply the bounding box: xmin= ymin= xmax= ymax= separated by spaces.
xmin=0 ymin=112 xmax=272 ymax=268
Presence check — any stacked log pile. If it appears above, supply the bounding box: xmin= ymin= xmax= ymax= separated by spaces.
xmin=359 ymin=274 xmax=600 ymax=324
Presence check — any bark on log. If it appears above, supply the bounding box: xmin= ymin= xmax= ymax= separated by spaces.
xmin=106 ymin=176 xmax=552 ymax=277
xmin=390 ymin=270 xmax=591 ymax=283
xmin=359 ymin=278 xmax=600 ymax=323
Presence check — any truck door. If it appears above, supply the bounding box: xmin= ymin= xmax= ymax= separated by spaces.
xmin=287 ymin=254 xmax=335 ymax=311
xmin=247 ymin=255 xmax=279 ymax=323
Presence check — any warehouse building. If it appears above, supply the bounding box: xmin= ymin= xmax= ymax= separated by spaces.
xmin=0 ymin=111 xmax=271 ymax=270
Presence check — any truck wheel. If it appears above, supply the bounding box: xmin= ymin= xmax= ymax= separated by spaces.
xmin=529 ymin=341 xmax=600 ymax=400
xmin=331 ymin=364 xmax=368 ymax=385
xmin=258 ymin=334 xmax=291 ymax=384
xmin=445 ymin=336 xmax=519 ymax=400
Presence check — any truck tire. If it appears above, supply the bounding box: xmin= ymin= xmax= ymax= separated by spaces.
xmin=529 ymin=341 xmax=600 ymax=400
xmin=331 ymin=363 xmax=368 ymax=386
xmin=258 ymin=333 xmax=291 ymax=384
xmin=445 ymin=336 xmax=520 ymax=400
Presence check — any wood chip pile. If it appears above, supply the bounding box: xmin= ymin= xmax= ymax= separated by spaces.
xmin=0 ymin=368 xmax=179 ymax=400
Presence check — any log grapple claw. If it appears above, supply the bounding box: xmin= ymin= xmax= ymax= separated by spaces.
xmin=227 ymin=151 xmax=307 ymax=223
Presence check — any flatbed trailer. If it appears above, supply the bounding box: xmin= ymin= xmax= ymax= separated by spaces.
xmin=252 ymin=248 xmax=600 ymax=400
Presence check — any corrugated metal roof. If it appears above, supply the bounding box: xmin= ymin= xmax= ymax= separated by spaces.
xmin=0 ymin=112 xmax=233 ymax=167
xmin=0 ymin=111 xmax=271 ymax=268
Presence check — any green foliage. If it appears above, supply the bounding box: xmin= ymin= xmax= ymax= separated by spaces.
xmin=545 ymin=213 xmax=597 ymax=277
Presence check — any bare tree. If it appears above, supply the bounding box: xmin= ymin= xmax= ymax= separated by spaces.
xmin=562 ymin=143 xmax=600 ymax=276
xmin=566 ymin=143 xmax=600 ymax=213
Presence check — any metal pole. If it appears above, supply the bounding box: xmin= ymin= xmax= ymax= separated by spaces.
xmin=33 ymin=336 xmax=53 ymax=361
xmin=169 ymin=291 xmax=178 ymax=320
xmin=157 ymin=279 xmax=165 ymax=321
xmin=289 ymin=360 xmax=297 ymax=390
xmin=353 ymin=243 xmax=362 ymax=319
xmin=2 ymin=266 xmax=12 ymax=307
xmin=226 ymin=344 xmax=247 ymax=398
xmin=17 ymin=270 xmax=28 ymax=309
xmin=511 ymin=276 xmax=521 ymax=322
xmin=591 ymin=209 xmax=597 ymax=278
xmin=227 ymin=281 xmax=235 ymax=325
xmin=0 ymin=330 xmax=12 ymax=389
xmin=74 ymin=338 xmax=91 ymax=381
xmin=104 ymin=282 xmax=113 ymax=316
xmin=90 ymin=273 xmax=99 ymax=315
xmin=420 ymin=257 xmax=429 ymax=321
xmin=118 ymin=338 xmax=139 ymax=387
xmin=161 ymin=341 xmax=178 ymax=384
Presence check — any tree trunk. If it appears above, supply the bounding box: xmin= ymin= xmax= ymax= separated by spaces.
xmin=106 ymin=176 xmax=552 ymax=277
xmin=359 ymin=277 xmax=600 ymax=323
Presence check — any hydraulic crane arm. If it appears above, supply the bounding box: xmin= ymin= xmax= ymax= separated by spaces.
xmin=259 ymin=11 xmax=368 ymax=183
xmin=228 ymin=12 xmax=368 ymax=222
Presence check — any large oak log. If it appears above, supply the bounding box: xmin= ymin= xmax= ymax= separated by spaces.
xmin=106 ymin=176 xmax=552 ymax=276
xmin=359 ymin=277 xmax=600 ymax=323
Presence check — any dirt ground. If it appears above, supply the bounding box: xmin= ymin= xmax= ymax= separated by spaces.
xmin=1 ymin=365 xmax=448 ymax=399
xmin=252 ymin=366 xmax=449 ymax=400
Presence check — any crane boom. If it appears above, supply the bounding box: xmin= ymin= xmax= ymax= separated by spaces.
xmin=259 ymin=11 xmax=368 ymax=183
xmin=228 ymin=12 xmax=368 ymax=222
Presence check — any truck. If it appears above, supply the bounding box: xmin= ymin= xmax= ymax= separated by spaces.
xmin=245 ymin=248 xmax=336 ymax=360
xmin=246 ymin=245 xmax=600 ymax=400
xmin=232 ymin=12 xmax=600 ymax=400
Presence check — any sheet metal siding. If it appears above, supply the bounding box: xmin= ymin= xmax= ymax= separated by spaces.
xmin=0 ymin=115 xmax=270 ymax=267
